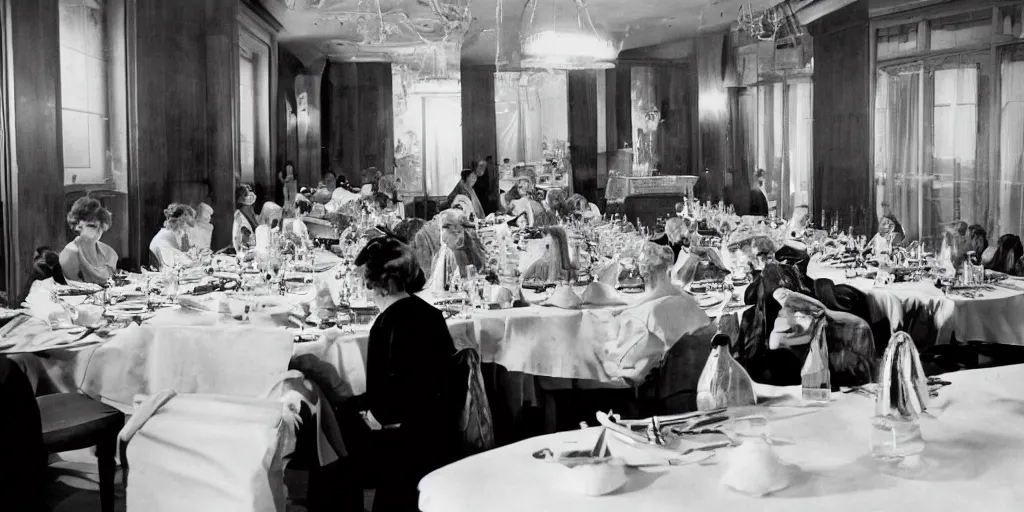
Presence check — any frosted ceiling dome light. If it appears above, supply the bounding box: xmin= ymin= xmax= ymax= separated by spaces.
xmin=521 ymin=30 xmax=617 ymax=61
xmin=517 ymin=0 xmax=619 ymax=69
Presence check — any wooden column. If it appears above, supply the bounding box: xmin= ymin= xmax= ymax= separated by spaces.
xmin=276 ymin=47 xmax=303 ymax=194
xmin=809 ymin=2 xmax=870 ymax=232
xmin=696 ymin=33 xmax=732 ymax=202
xmin=461 ymin=65 xmax=497 ymax=208
xmin=322 ymin=61 xmax=393 ymax=186
xmin=128 ymin=0 xmax=240 ymax=265
xmin=568 ymin=70 xmax=598 ymax=203
xmin=7 ymin=0 xmax=64 ymax=298
xmin=655 ymin=63 xmax=693 ymax=176
xmin=204 ymin=0 xmax=239 ymax=253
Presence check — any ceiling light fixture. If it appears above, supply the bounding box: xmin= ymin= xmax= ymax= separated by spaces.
xmin=518 ymin=0 xmax=618 ymax=70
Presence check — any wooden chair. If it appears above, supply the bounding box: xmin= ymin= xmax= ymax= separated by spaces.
xmin=37 ymin=393 xmax=124 ymax=512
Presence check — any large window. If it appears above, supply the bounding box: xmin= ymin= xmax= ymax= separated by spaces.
xmin=57 ymin=0 xmax=128 ymax=256
xmin=870 ymin=4 xmax=1024 ymax=245
xmin=998 ymin=45 xmax=1024 ymax=236
xmin=740 ymin=79 xmax=813 ymax=218
xmin=237 ymin=7 xmax=275 ymax=204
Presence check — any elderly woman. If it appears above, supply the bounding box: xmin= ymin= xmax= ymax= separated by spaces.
xmin=864 ymin=213 xmax=905 ymax=257
xmin=349 ymin=236 xmax=459 ymax=511
xmin=60 ymin=197 xmax=118 ymax=285
xmin=521 ymin=226 xmax=575 ymax=283
xmin=233 ymin=185 xmax=258 ymax=253
xmin=413 ymin=209 xmax=487 ymax=285
xmin=149 ymin=203 xmax=196 ymax=269
xmin=651 ymin=217 xmax=692 ymax=262
xmin=258 ymin=202 xmax=283 ymax=229
xmin=446 ymin=170 xmax=485 ymax=219
xmin=190 ymin=202 xmax=214 ymax=251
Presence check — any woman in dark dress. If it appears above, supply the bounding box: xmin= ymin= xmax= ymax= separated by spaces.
xmin=353 ymin=236 xmax=460 ymax=512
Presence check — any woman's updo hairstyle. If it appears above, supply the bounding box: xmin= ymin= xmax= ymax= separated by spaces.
xmin=67 ymin=196 xmax=112 ymax=230
xmin=354 ymin=236 xmax=426 ymax=295
xmin=163 ymin=203 xmax=196 ymax=230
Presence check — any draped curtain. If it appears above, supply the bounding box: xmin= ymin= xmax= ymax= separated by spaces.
xmin=494 ymin=72 xmax=568 ymax=164
xmin=876 ymin=70 xmax=922 ymax=242
xmin=786 ymin=81 xmax=813 ymax=215
xmin=998 ymin=49 xmax=1024 ymax=236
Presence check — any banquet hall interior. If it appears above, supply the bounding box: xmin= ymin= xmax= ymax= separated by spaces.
xmin=4 ymin=0 xmax=1024 ymax=511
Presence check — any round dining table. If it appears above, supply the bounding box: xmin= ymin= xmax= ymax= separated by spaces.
xmin=807 ymin=262 xmax=1024 ymax=346
xmin=417 ymin=364 xmax=1024 ymax=512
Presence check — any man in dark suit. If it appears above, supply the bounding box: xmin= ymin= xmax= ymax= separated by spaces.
xmin=472 ymin=156 xmax=499 ymax=214
xmin=749 ymin=168 xmax=770 ymax=216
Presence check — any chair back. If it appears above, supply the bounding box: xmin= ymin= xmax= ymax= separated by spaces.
xmin=450 ymin=347 xmax=495 ymax=457
xmin=119 ymin=390 xmax=296 ymax=512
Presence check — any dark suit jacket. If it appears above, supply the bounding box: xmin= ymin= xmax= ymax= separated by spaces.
xmin=749 ymin=189 xmax=770 ymax=216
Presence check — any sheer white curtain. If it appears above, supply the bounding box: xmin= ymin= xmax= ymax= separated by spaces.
xmin=877 ymin=69 xmax=922 ymax=241
xmin=932 ymin=64 xmax=980 ymax=235
xmin=998 ymin=52 xmax=1024 ymax=236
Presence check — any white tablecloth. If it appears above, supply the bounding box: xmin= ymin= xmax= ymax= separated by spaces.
xmin=808 ymin=262 xmax=1024 ymax=346
xmin=473 ymin=295 xmax=711 ymax=385
xmin=419 ymin=364 xmax=1024 ymax=512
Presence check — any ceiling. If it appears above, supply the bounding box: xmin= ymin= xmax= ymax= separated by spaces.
xmin=262 ymin=0 xmax=785 ymax=67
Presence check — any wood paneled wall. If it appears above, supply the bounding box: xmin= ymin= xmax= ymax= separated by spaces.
xmin=568 ymin=70 xmax=599 ymax=203
xmin=809 ymin=2 xmax=871 ymax=232
xmin=321 ymin=61 xmax=394 ymax=186
xmin=654 ymin=64 xmax=694 ymax=176
xmin=8 ymin=0 xmax=65 ymax=297
xmin=461 ymin=65 xmax=497 ymax=206
xmin=128 ymin=0 xmax=240 ymax=265
xmin=696 ymin=33 xmax=732 ymax=203
xmin=605 ymin=67 xmax=632 ymax=152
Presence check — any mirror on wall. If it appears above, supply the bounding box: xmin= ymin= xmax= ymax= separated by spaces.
xmin=393 ymin=57 xmax=463 ymax=199
xmin=630 ymin=66 xmax=661 ymax=177
xmin=58 ymin=0 xmax=129 ymax=258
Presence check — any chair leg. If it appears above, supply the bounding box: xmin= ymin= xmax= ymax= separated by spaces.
xmin=97 ymin=435 xmax=117 ymax=512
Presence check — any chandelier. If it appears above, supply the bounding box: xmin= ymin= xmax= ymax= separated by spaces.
xmin=517 ymin=0 xmax=618 ymax=70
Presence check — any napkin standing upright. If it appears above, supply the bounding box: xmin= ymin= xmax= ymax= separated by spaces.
xmin=801 ymin=320 xmax=831 ymax=403
xmin=870 ymin=331 xmax=929 ymax=464
xmin=696 ymin=334 xmax=757 ymax=410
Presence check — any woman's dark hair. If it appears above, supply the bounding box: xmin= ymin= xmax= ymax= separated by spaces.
xmin=354 ymin=236 xmax=425 ymax=295
xmin=17 ymin=247 xmax=66 ymax=306
xmin=67 ymin=196 xmax=112 ymax=230
xmin=968 ymin=224 xmax=988 ymax=256
xmin=460 ymin=169 xmax=475 ymax=182
xmin=284 ymin=160 xmax=295 ymax=170
xmin=393 ymin=218 xmax=426 ymax=245
xmin=988 ymin=234 xmax=1023 ymax=274
xmin=235 ymin=184 xmax=253 ymax=207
